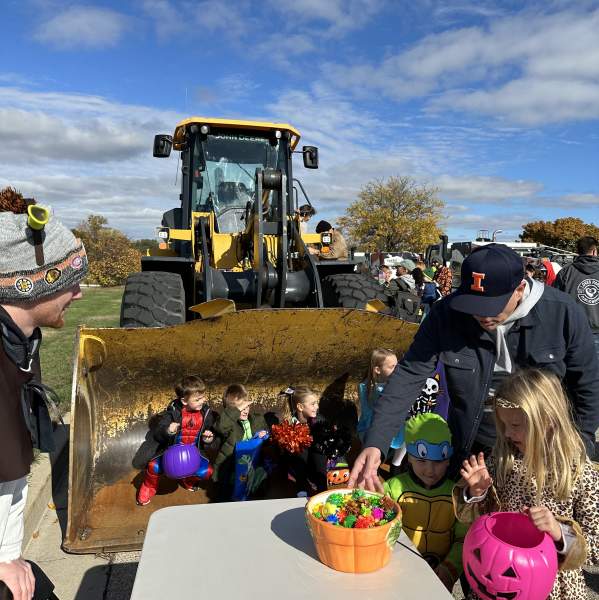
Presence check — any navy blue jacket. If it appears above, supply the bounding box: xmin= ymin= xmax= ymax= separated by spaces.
xmin=365 ymin=283 xmax=599 ymax=465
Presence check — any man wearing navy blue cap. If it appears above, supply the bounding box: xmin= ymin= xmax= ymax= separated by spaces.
xmin=349 ymin=243 xmax=599 ymax=491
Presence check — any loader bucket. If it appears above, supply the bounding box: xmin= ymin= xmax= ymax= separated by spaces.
xmin=64 ymin=308 xmax=418 ymax=553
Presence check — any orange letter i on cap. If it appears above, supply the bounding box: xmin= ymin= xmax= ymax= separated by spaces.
xmin=471 ymin=272 xmax=485 ymax=292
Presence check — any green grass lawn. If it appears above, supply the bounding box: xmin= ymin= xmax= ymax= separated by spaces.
xmin=40 ymin=286 xmax=123 ymax=412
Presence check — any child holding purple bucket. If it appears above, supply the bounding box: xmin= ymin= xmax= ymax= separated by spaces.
xmin=136 ymin=375 xmax=217 ymax=506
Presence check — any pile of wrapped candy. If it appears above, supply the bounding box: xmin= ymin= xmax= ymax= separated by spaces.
xmin=310 ymin=490 xmax=399 ymax=528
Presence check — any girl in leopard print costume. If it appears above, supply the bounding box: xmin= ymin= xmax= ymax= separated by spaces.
xmin=453 ymin=368 xmax=599 ymax=600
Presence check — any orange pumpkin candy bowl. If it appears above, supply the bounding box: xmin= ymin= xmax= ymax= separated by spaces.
xmin=305 ymin=488 xmax=403 ymax=573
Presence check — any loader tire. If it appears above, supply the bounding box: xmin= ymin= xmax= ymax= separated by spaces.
xmin=321 ymin=273 xmax=390 ymax=310
xmin=120 ymin=272 xmax=186 ymax=327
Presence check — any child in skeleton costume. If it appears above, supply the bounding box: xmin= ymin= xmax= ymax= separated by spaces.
xmin=384 ymin=413 xmax=467 ymax=592
xmin=454 ymin=369 xmax=599 ymax=600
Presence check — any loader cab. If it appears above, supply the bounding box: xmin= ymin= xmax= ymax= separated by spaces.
xmin=190 ymin=129 xmax=291 ymax=233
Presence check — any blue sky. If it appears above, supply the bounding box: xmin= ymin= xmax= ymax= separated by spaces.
xmin=1 ymin=0 xmax=599 ymax=244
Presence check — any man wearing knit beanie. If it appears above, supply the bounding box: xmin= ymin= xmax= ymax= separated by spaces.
xmin=0 ymin=187 xmax=88 ymax=599
xmin=308 ymin=220 xmax=349 ymax=260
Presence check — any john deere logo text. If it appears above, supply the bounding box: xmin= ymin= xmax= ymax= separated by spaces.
xmin=471 ymin=272 xmax=486 ymax=292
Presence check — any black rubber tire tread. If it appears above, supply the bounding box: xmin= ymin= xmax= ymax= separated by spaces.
xmin=321 ymin=273 xmax=390 ymax=309
xmin=120 ymin=272 xmax=186 ymax=327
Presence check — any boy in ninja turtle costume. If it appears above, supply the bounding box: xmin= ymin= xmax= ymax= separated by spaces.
xmin=384 ymin=413 xmax=467 ymax=592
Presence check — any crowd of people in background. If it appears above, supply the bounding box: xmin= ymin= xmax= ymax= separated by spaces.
xmin=374 ymin=235 xmax=599 ymax=333
xmin=376 ymin=256 xmax=453 ymax=322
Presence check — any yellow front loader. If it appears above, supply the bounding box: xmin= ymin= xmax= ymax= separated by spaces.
xmin=65 ymin=117 xmax=417 ymax=553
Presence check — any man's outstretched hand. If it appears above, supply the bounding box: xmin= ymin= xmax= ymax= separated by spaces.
xmin=347 ymin=447 xmax=384 ymax=493
xmin=0 ymin=559 xmax=34 ymax=600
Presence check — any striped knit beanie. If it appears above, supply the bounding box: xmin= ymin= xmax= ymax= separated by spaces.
xmin=0 ymin=188 xmax=88 ymax=303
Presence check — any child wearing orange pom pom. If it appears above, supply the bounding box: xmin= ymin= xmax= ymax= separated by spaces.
xmin=278 ymin=386 xmax=329 ymax=496
xmin=281 ymin=385 xmax=320 ymax=425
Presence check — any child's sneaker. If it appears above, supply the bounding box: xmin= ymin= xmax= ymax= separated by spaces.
xmin=180 ymin=477 xmax=200 ymax=492
xmin=136 ymin=482 xmax=155 ymax=506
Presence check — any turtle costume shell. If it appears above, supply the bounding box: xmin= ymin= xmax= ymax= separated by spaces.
xmin=387 ymin=475 xmax=459 ymax=567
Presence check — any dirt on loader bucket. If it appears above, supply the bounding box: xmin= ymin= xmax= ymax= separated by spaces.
xmin=64 ymin=308 xmax=418 ymax=554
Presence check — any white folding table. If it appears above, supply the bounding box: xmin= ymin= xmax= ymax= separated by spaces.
xmin=131 ymin=497 xmax=453 ymax=599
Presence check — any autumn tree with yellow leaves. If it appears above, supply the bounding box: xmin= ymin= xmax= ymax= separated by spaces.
xmin=520 ymin=217 xmax=599 ymax=253
xmin=73 ymin=215 xmax=141 ymax=286
xmin=337 ymin=176 xmax=445 ymax=253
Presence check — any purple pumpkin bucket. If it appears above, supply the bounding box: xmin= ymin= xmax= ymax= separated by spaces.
xmin=162 ymin=443 xmax=202 ymax=479
xmin=463 ymin=512 xmax=558 ymax=600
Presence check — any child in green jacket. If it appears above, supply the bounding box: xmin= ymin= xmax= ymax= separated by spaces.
xmin=213 ymin=384 xmax=268 ymax=500
xmin=384 ymin=413 xmax=467 ymax=592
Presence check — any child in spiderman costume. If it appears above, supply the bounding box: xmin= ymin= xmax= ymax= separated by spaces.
xmin=136 ymin=375 xmax=218 ymax=506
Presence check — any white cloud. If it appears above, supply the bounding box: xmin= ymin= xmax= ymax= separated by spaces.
xmin=189 ymin=2 xmax=318 ymax=66
xmin=194 ymin=0 xmax=252 ymax=39
xmin=0 ymin=86 xmax=177 ymax=122
xmin=34 ymin=6 xmax=128 ymax=49
xmin=0 ymin=108 xmax=148 ymax=162
xmin=267 ymin=0 xmax=383 ymax=35
xmin=443 ymin=211 xmax=534 ymax=240
xmin=194 ymin=74 xmax=260 ymax=109
xmin=433 ymin=2 xmax=507 ymax=21
xmin=435 ymin=174 xmax=543 ymax=201
xmin=0 ymin=73 xmax=34 ymax=86
xmin=142 ymin=0 xmax=184 ymax=39
xmin=326 ymin=7 xmax=599 ymax=125
xmin=561 ymin=193 xmax=599 ymax=206
xmin=432 ymin=78 xmax=599 ymax=126
xmin=254 ymin=34 xmax=317 ymax=68
xmin=0 ymin=86 xmax=180 ymax=163
xmin=0 ymin=171 xmax=179 ymax=238
xmin=536 ymin=193 xmax=599 ymax=208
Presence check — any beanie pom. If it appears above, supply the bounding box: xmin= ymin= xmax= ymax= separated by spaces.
xmin=0 ymin=187 xmax=29 ymax=215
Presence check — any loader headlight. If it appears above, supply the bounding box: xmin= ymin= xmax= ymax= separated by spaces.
xmin=157 ymin=227 xmax=170 ymax=241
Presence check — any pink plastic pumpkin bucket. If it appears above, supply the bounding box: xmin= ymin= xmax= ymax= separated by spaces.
xmin=162 ymin=443 xmax=202 ymax=479
xmin=463 ymin=512 xmax=558 ymax=600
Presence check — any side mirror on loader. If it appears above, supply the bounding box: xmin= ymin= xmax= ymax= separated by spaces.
xmin=302 ymin=145 xmax=319 ymax=169
xmin=153 ymin=134 xmax=173 ymax=158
